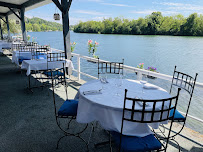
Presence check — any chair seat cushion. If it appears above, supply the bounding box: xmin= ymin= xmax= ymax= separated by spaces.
xmin=58 ymin=100 xmax=78 ymax=116
xmin=36 ymin=54 xmax=47 ymax=59
xmin=169 ymin=109 xmax=186 ymax=121
xmin=111 ymin=131 xmax=162 ymax=152
xmin=43 ymin=71 xmax=64 ymax=77
xmin=19 ymin=58 xmax=30 ymax=64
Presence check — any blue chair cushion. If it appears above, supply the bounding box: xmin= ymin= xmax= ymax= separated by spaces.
xmin=18 ymin=58 xmax=30 ymax=64
xmin=43 ymin=71 xmax=64 ymax=77
xmin=58 ymin=100 xmax=79 ymax=116
xmin=36 ymin=54 xmax=47 ymax=59
xmin=169 ymin=109 xmax=186 ymax=121
xmin=111 ymin=131 xmax=162 ymax=152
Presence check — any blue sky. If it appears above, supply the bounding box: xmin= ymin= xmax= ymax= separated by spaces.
xmin=25 ymin=0 xmax=203 ymax=25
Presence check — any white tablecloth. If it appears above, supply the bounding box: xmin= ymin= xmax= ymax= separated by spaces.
xmin=77 ymin=79 xmax=171 ymax=137
xmin=21 ymin=59 xmax=74 ymax=76
xmin=12 ymin=51 xmax=32 ymax=65
xmin=12 ymin=49 xmax=62 ymax=66
xmin=0 ymin=41 xmax=12 ymax=52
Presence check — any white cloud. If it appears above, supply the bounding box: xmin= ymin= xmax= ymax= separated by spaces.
xmin=101 ymin=2 xmax=136 ymax=8
xmin=70 ymin=17 xmax=87 ymax=25
xmin=160 ymin=2 xmax=203 ymax=11
xmin=130 ymin=10 xmax=179 ymax=16
xmin=130 ymin=10 xmax=156 ymax=15
xmin=73 ymin=10 xmax=109 ymax=16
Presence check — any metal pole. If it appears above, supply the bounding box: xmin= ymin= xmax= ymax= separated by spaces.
xmin=77 ymin=55 xmax=81 ymax=81
xmin=137 ymin=71 xmax=142 ymax=80
xmin=20 ymin=7 xmax=27 ymax=42
xmin=5 ymin=15 xmax=10 ymax=39
xmin=0 ymin=21 xmax=3 ymax=40
xmin=61 ymin=0 xmax=71 ymax=60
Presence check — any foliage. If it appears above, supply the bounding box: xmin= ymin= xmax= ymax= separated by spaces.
xmin=70 ymin=42 xmax=76 ymax=52
xmin=87 ymin=39 xmax=99 ymax=57
xmin=74 ymin=12 xmax=203 ymax=36
xmin=26 ymin=17 xmax=62 ymax=32
xmin=1 ymin=19 xmax=21 ymax=34
xmin=27 ymin=35 xmax=31 ymax=41
xmin=137 ymin=63 xmax=144 ymax=69
xmin=147 ymin=67 xmax=157 ymax=72
xmin=0 ymin=17 xmax=63 ymax=34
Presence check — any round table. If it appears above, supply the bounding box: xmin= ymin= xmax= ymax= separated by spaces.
xmin=76 ymin=79 xmax=171 ymax=137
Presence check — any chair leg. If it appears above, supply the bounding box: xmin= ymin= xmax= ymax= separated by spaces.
xmin=67 ymin=117 xmax=74 ymax=129
xmin=170 ymin=137 xmax=181 ymax=152
xmin=87 ymin=123 xmax=94 ymax=145
xmin=109 ymin=132 xmax=112 ymax=152
xmin=169 ymin=123 xmax=185 ymax=139
xmin=56 ymin=135 xmax=67 ymax=149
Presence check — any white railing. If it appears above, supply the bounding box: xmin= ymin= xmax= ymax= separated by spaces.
xmin=71 ymin=52 xmax=203 ymax=123
xmin=72 ymin=53 xmax=203 ymax=88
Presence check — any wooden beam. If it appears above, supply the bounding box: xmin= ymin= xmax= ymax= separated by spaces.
xmin=0 ymin=13 xmax=6 ymax=16
xmin=0 ymin=2 xmax=21 ymax=9
xmin=22 ymin=0 xmax=47 ymax=8
xmin=68 ymin=0 xmax=72 ymax=11
xmin=52 ymin=0 xmax=63 ymax=12
xmin=0 ymin=21 xmax=3 ymax=40
xmin=61 ymin=0 xmax=71 ymax=60
xmin=6 ymin=8 xmax=19 ymax=16
xmin=20 ymin=7 xmax=27 ymax=42
xmin=0 ymin=16 xmax=6 ymax=24
xmin=5 ymin=16 xmax=10 ymax=39
xmin=64 ymin=0 xmax=72 ymax=14
xmin=8 ymin=7 xmax=21 ymax=20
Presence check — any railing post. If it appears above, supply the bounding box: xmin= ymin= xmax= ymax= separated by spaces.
xmin=77 ymin=55 xmax=81 ymax=81
xmin=137 ymin=71 xmax=142 ymax=80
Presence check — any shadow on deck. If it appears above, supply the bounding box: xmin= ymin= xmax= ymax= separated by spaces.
xmin=0 ymin=51 xmax=202 ymax=152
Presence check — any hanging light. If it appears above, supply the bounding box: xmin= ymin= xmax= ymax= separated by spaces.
xmin=16 ymin=20 xmax=20 ymax=24
xmin=53 ymin=13 xmax=60 ymax=20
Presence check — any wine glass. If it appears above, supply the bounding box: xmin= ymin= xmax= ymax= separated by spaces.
xmin=115 ymin=72 xmax=123 ymax=96
xmin=100 ymin=73 xmax=108 ymax=92
xmin=140 ymin=74 xmax=148 ymax=94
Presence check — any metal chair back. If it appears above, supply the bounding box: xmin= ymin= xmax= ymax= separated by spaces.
xmin=120 ymin=88 xmax=181 ymax=151
xmin=47 ymin=52 xmax=66 ymax=70
xmin=170 ymin=66 xmax=198 ymax=119
xmin=98 ymin=58 xmax=124 ymax=78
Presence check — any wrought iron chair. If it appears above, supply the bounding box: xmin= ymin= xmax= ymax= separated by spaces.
xmin=50 ymin=64 xmax=89 ymax=150
xmin=110 ymin=88 xmax=181 ymax=152
xmin=44 ymin=52 xmax=66 ymax=77
xmin=168 ymin=66 xmax=198 ymax=138
xmin=31 ymin=46 xmax=48 ymax=60
xmin=18 ymin=44 xmax=33 ymax=64
xmin=98 ymin=58 xmax=124 ymax=79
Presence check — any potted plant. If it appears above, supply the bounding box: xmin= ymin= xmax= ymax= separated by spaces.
xmin=87 ymin=39 xmax=99 ymax=63
xmin=71 ymin=42 xmax=76 ymax=52
xmin=147 ymin=67 xmax=158 ymax=79
xmin=137 ymin=63 xmax=144 ymax=69
xmin=27 ymin=35 xmax=31 ymax=41
xmin=135 ymin=63 xmax=145 ymax=75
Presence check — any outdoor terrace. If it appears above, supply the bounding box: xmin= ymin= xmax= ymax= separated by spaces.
xmin=0 ymin=50 xmax=202 ymax=152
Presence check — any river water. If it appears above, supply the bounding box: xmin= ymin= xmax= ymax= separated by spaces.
xmin=27 ymin=31 xmax=203 ymax=133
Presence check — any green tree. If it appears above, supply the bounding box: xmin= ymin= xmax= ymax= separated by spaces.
xmin=32 ymin=23 xmax=41 ymax=32
xmin=146 ymin=12 xmax=163 ymax=34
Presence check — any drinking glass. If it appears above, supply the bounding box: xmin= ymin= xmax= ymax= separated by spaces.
xmin=115 ymin=72 xmax=123 ymax=96
xmin=100 ymin=73 xmax=108 ymax=91
xmin=140 ymin=74 xmax=148 ymax=94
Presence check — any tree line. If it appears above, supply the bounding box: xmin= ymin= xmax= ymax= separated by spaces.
xmin=26 ymin=17 xmax=62 ymax=32
xmin=0 ymin=17 xmax=63 ymax=34
xmin=73 ymin=12 xmax=203 ymax=36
